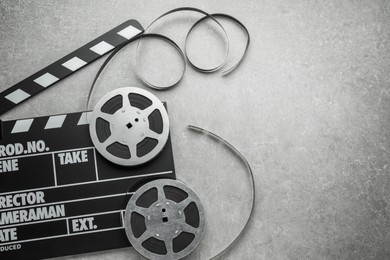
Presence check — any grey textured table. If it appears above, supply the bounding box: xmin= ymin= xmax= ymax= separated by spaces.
xmin=1 ymin=0 xmax=390 ymax=259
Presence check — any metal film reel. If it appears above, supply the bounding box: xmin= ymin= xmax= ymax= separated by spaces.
xmin=89 ymin=87 xmax=169 ymax=166
xmin=124 ymin=179 xmax=205 ymax=260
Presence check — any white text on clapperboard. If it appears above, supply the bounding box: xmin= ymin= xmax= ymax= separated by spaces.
xmin=0 ymin=141 xmax=47 ymax=173
xmin=0 ymin=191 xmax=65 ymax=243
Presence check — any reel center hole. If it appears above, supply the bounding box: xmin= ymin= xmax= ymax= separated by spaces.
xmin=162 ymin=217 xmax=168 ymax=223
xmin=126 ymin=122 xmax=133 ymax=129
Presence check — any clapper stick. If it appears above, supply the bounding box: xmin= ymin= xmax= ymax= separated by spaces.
xmin=0 ymin=20 xmax=144 ymax=116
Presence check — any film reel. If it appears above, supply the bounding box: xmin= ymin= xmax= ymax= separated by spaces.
xmin=89 ymin=87 xmax=169 ymax=166
xmin=124 ymin=179 xmax=205 ymax=260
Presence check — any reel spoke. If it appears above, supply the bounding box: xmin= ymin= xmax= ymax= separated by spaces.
xmin=137 ymin=230 xmax=152 ymax=244
xmin=98 ymin=112 xmax=112 ymax=123
xmin=146 ymin=129 xmax=160 ymax=140
xmin=181 ymin=223 xmax=197 ymax=234
xmin=142 ymin=103 xmax=156 ymax=117
xmin=127 ymin=143 xmax=138 ymax=159
xmin=102 ymin=135 xmax=115 ymax=147
xmin=164 ymin=237 xmax=174 ymax=254
xmin=157 ymin=185 xmax=166 ymax=201
xmin=133 ymin=205 xmax=150 ymax=217
xmin=177 ymin=197 xmax=193 ymax=210
xmin=121 ymin=93 xmax=133 ymax=110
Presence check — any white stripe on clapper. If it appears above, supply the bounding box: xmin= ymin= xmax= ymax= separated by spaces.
xmin=45 ymin=115 xmax=66 ymax=129
xmin=62 ymin=57 xmax=87 ymax=71
xmin=33 ymin=73 xmax=59 ymax=88
xmin=5 ymin=89 xmax=31 ymax=104
xmin=77 ymin=111 xmax=92 ymax=125
xmin=117 ymin=25 xmax=142 ymax=40
xmin=90 ymin=41 xmax=114 ymax=55
xmin=11 ymin=119 xmax=34 ymax=134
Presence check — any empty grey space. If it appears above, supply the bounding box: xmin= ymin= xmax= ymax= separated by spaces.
xmin=1 ymin=0 xmax=390 ymax=259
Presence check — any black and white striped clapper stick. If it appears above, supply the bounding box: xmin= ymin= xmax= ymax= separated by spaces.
xmin=0 ymin=20 xmax=144 ymax=116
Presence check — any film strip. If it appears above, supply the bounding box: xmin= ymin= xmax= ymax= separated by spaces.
xmin=0 ymin=7 xmax=254 ymax=260
xmin=0 ymin=19 xmax=143 ymax=116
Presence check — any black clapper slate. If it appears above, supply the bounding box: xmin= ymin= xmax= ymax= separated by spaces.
xmin=0 ymin=19 xmax=144 ymax=116
xmin=0 ymin=110 xmax=175 ymax=259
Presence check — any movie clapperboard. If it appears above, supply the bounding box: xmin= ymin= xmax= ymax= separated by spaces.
xmin=0 ymin=111 xmax=176 ymax=259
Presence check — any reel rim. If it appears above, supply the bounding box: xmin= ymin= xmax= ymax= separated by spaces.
xmin=89 ymin=87 xmax=170 ymax=166
xmin=124 ymin=179 xmax=205 ymax=260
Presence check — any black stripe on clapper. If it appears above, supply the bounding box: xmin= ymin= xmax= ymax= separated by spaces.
xmin=0 ymin=19 xmax=144 ymax=116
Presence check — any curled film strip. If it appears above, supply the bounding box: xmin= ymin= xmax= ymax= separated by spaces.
xmin=0 ymin=8 xmax=250 ymax=116
xmin=0 ymin=8 xmax=254 ymax=260
xmin=137 ymin=7 xmax=230 ymax=76
xmin=86 ymin=33 xmax=187 ymax=110
xmin=121 ymin=126 xmax=255 ymax=259
xmin=86 ymin=6 xmax=251 ymax=96
xmin=189 ymin=13 xmax=251 ymax=76
xmin=138 ymin=7 xmax=251 ymax=77
xmin=188 ymin=125 xmax=255 ymax=260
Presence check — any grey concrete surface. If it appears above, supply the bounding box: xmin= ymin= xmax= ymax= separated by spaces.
xmin=1 ymin=0 xmax=390 ymax=259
